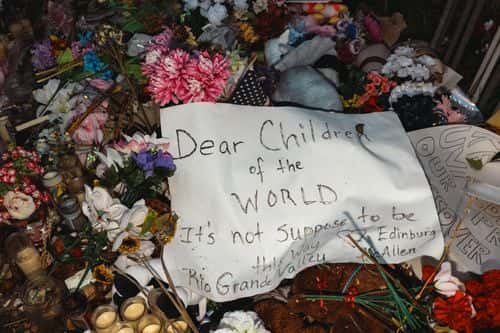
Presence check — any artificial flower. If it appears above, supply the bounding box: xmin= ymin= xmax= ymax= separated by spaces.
xmin=72 ymin=111 xmax=108 ymax=145
xmin=133 ymin=150 xmax=176 ymax=178
xmin=434 ymin=95 xmax=465 ymax=124
xmin=233 ymin=0 xmax=248 ymax=12
xmin=433 ymin=292 xmax=475 ymax=333
xmin=433 ymin=262 xmax=465 ymax=297
xmin=115 ymin=132 xmax=170 ymax=154
xmin=31 ymin=39 xmax=56 ymax=71
xmin=214 ymin=311 xmax=270 ymax=333
xmin=93 ymin=264 xmax=114 ymax=285
xmin=82 ymin=185 xmax=128 ymax=230
xmin=3 ymin=191 xmax=36 ymax=220
xmin=117 ymin=236 xmax=141 ymax=254
xmin=96 ymin=147 xmax=125 ymax=171
xmin=111 ymin=200 xmax=152 ymax=251
xmin=252 ymin=0 xmax=268 ymax=14
xmin=207 ymin=3 xmax=228 ymax=25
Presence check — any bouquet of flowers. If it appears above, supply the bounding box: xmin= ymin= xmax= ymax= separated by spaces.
xmin=0 ymin=146 xmax=50 ymax=224
xmin=96 ymin=133 xmax=176 ymax=207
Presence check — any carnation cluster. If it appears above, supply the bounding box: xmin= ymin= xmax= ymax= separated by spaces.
xmin=142 ymin=30 xmax=230 ymax=105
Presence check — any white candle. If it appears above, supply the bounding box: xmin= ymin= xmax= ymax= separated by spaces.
xmin=166 ymin=321 xmax=188 ymax=333
xmin=141 ymin=323 xmax=161 ymax=333
xmin=117 ymin=328 xmax=134 ymax=333
xmin=123 ymin=302 xmax=145 ymax=320
xmin=96 ymin=311 xmax=117 ymax=328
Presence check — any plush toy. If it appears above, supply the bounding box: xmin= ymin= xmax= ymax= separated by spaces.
xmin=302 ymin=3 xmax=348 ymax=25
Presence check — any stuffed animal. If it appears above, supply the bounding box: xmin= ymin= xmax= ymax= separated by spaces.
xmin=302 ymin=3 xmax=348 ymax=25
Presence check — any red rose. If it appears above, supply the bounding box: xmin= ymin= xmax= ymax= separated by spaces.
xmin=433 ymin=292 xmax=474 ymax=333
xmin=362 ymin=96 xmax=383 ymax=113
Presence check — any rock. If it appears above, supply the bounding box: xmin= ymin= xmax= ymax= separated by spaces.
xmin=126 ymin=33 xmax=153 ymax=57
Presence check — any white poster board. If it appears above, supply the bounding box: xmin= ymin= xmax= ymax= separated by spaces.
xmin=161 ymin=103 xmax=443 ymax=301
xmin=409 ymin=125 xmax=500 ymax=273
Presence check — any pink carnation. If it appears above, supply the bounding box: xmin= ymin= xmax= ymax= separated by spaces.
xmin=142 ymin=49 xmax=230 ymax=106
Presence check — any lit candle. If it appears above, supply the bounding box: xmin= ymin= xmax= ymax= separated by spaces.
xmin=96 ymin=311 xmax=117 ymax=328
xmin=116 ymin=327 xmax=134 ymax=333
xmin=141 ymin=324 xmax=161 ymax=333
xmin=166 ymin=321 xmax=189 ymax=333
xmin=123 ymin=302 xmax=145 ymax=321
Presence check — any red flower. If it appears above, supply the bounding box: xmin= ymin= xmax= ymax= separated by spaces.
xmin=362 ymin=96 xmax=383 ymax=113
xmin=465 ymin=279 xmax=483 ymax=296
xmin=433 ymin=292 xmax=474 ymax=333
xmin=482 ymin=270 xmax=500 ymax=290
xmin=422 ymin=265 xmax=436 ymax=283
xmin=365 ymin=83 xmax=378 ymax=96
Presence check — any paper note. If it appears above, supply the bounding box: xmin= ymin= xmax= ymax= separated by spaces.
xmin=409 ymin=125 xmax=500 ymax=273
xmin=161 ymin=103 xmax=443 ymax=301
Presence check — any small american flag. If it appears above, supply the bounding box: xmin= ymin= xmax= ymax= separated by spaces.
xmin=229 ymin=70 xmax=268 ymax=106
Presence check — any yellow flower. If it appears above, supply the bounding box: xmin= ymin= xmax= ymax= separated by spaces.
xmin=240 ymin=23 xmax=259 ymax=44
xmin=153 ymin=213 xmax=178 ymax=245
xmin=118 ymin=236 xmax=141 ymax=254
xmin=93 ymin=264 xmax=113 ymax=285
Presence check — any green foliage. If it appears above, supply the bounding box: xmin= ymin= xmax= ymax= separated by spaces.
xmin=466 ymin=158 xmax=483 ymax=170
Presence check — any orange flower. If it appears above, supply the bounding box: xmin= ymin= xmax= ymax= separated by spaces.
xmin=365 ymin=83 xmax=377 ymax=96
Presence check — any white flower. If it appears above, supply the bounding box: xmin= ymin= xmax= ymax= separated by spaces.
xmin=112 ymin=200 xmax=151 ymax=251
xmin=199 ymin=0 xmax=212 ymax=11
xmin=397 ymin=67 xmax=409 ymax=78
xmin=3 ymin=191 xmax=36 ymax=220
xmin=433 ymin=262 xmax=465 ymax=297
xmin=184 ymin=0 xmax=199 ymax=10
xmin=82 ymin=185 xmax=128 ymax=230
xmin=252 ymin=0 xmax=268 ymax=14
xmin=214 ymin=311 xmax=269 ymax=333
xmin=394 ymin=46 xmax=415 ymax=57
xmin=233 ymin=0 xmax=248 ymax=11
xmin=207 ymin=4 xmax=228 ymax=25
xmin=33 ymin=79 xmax=82 ymax=117
xmin=95 ymin=147 xmax=124 ymax=171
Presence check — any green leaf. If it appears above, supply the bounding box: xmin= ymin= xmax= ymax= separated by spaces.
xmin=122 ymin=18 xmax=144 ymax=33
xmin=126 ymin=63 xmax=145 ymax=83
xmin=466 ymin=158 xmax=483 ymax=170
xmin=56 ymin=48 xmax=74 ymax=65
xmin=140 ymin=210 xmax=158 ymax=236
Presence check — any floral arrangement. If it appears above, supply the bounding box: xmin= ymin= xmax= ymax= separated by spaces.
xmin=0 ymin=147 xmax=50 ymax=223
xmin=96 ymin=133 xmax=176 ymax=206
xmin=358 ymin=71 xmax=397 ymax=112
xmin=381 ymin=46 xmax=435 ymax=82
xmin=142 ymin=29 xmax=230 ymax=105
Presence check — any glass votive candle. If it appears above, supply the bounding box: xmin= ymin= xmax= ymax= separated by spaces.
xmin=120 ymin=296 xmax=147 ymax=327
xmin=165 ymin=320 xmax=190 ymax=333
xmin=137 ymin=314 xmax=162 ymax=333
xmin=112 ymin=322 xmax=137 ymax=333
xmin=92 ymin=305 xmax=119 ymax=333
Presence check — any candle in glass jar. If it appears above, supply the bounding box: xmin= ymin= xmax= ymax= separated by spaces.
xmin=141 ymin=324 xmax=161 ymax=333
xmin=123 ymin=302 xmax=145 ymax=321
xmin=96 ymin=311 xmax=117 ymax=328
xmin=117 ymin=328 xmax=135 ymax=333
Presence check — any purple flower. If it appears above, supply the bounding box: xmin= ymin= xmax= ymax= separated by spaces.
xmin=133 ymin=151 xmax=176 ymax=178
xmin=31 ymin=40 xmax=56 ymax=71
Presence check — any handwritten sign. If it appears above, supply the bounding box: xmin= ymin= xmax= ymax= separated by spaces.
xmin=409 ymin=125 xmax=500 ymax=274
xmin=161 ymin=103 xmax=443 ymax=301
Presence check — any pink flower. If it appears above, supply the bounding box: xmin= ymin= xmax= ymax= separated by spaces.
xmin=434 ymin=262 xmax=466 ymax=297
xmin=142 ymin=49 xmax=229 ymax=106
xmin=114 ymin=139 xmax=148 ymax=154
xmin=72 ymin=101 xmax=109 ymax=145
